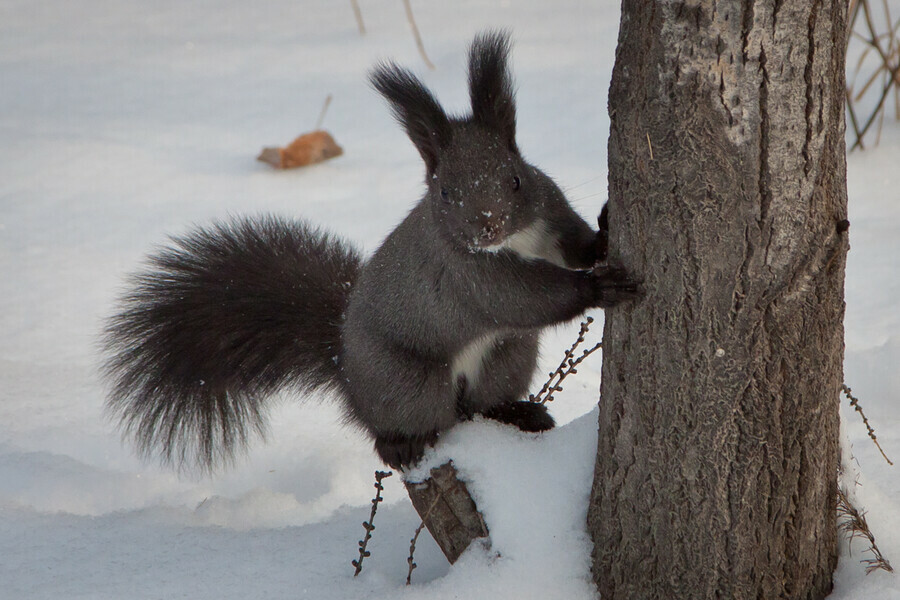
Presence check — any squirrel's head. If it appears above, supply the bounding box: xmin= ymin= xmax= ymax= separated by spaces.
xmin=371 ymin=30 xmax=549 ymax=252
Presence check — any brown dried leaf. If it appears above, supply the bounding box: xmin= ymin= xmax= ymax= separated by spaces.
xmin=257 ymin=129 xmax=343 ymax=169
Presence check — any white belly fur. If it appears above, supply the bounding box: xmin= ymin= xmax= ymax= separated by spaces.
xmin=451 ymin=332 xmax=499 ymax=389
xmin=456 ymin=220 xmax=563 ymax=388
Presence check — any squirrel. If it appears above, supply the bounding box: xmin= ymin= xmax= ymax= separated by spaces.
xmin=102 ymin=31 xmax=640 ymax=472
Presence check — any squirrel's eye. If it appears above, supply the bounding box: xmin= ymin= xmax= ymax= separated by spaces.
xmin=512 ymin=176 xmax=521 ymax=191
xmin=440 ymin=187 xmax=450 ymax=201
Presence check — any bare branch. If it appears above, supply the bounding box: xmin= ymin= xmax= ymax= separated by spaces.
xmin=315 ymin=94 xmax=333 ymax=130
xmin=352 ymin=470 xmax=392 ymax=576
xmin=350 ymin=0 xmax=365 ymax=35
xmin=402 ymin=0 xmax=435 ymax=70
xmin=530 ymin=317 xmax=602 ymax=405
xmin=406 ymin=490 xmax=443 ymax=585
xmin=842 ymin=384 xmax=894 ymax=465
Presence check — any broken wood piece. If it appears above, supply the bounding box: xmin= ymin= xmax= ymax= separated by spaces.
xmin=257 ymin=129 xmax=343 ymax=169
xmin=403 ymin=461 xmax=489 ymax=564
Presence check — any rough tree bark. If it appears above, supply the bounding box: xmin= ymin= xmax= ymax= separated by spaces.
xmin=587 ymin=1 xmax=849 ymax=599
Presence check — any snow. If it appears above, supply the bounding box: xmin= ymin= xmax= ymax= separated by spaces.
xmin=1 ymin=0 xmax=897 ymax=598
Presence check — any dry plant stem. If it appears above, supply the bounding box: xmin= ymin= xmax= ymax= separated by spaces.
xmin=862 ymin=0 xmax=891 ymax=64
xmin=854 ymin=64 xmax=898 ymax=149
xmin=402 ymin=0 xmax=435 ymax=70
xmin=883 ymin=1 xmax=900 ymax=120
xmin=315 ymin=94 xmax=333 ymax=130
xmin=853 ymin=53 xmax=887 ymax=101
xmin=350 ymin=0 xmax=365 ymax=35
xmin=842 ymin=384 xmax=894 ymax=465
xmin=836 ymin=486 xmax=895 ymax=574
xmin=529 ymin=317 xmax=602 ymax=405
xmin=352 ymin=470 xmax=392 ymax=576
xmin=530 ymin=318 xmax=591 ymax=402
xmin=848 ymin=0 xmax=861 ymax=47
xmin=846 ymin=88 xmax=865 ymax=150
xmin=846 ymin=0 xmax=900 ymax=150
xmin=406 ymin=490 xmax=443 ymax=585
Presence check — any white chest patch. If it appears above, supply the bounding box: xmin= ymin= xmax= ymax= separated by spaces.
xmin=451 ymin=332 xmax=499 ymax=389
xmin=482 ymin=219 xmax=567 ymax=267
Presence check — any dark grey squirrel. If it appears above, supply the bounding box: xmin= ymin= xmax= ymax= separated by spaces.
xmin=102 ymin=31 xmax=640 ymax=472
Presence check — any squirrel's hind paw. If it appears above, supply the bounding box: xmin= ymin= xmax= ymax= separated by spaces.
xmin=373 ymin=430 xmax=439 ymax=470
xmin=482 ymin=400 xmax=555 ymax=432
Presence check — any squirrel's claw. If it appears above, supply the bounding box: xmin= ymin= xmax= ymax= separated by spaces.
xmin=591 ymin=265 xmax=643 ymax=308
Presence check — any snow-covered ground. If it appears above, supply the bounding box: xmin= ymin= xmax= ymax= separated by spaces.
xmin=1 ymin=1 xmax=897 ymax=598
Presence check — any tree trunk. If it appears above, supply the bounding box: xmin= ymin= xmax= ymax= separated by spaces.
xmin=587 ymin=1 xmax=848 ymax=598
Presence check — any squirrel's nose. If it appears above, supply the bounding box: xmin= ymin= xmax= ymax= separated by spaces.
xmin=479 ymin=219 xmax=502 ymax=243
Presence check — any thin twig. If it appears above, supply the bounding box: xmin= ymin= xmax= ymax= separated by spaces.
xmin=350 ymin=0 xmax=365 ymax=35
xmin=884 ymin=0 xmax=895 ymax=64
xmin=876 ymin=88 xmax=887 ymax=144
xmin=841 ymin=384 xmax=894 ymax=465
xmin=315 ymin=94 xmax=333 ymax=130
xmin=836 ymin=485 xmax=895 ymax=574
xmin=852 ymin=68 xmax=900 ymax=151
xmin=854 ymin=59 xmax=887 ymax=101
xmin=848 ymin=0 xmax=861 ymax=47
xmin=862 ymin=0 xmax=891 ymax=63
xmin=846 ymin=88 xmax=865 ymax=149
xmin=530 ymin=317 xmax=602 ymax=405
xmin=402 ymin=0 xmax=435 ymax=70
xmin=846 ymin=0 xmax=900 ymax=150
xmin=352 ymin=470 xmax=393 ymax=576
xmin=406 ymin=489 xmax=443 ymax=585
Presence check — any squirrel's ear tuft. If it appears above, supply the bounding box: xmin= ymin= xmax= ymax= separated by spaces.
xmin=468 ymin=30 xmax=517 ymax=153
xmin=370 ymin=62 xmax=451 ymax=175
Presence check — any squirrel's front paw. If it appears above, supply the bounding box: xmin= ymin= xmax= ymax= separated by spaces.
xmin=589 ymin=265 xmax=642 ymax=308
xmin=373 ymin=430 xmax=439 ymax=470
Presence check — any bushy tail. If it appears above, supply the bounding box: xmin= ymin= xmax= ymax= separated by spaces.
xmin=102 ymin=215 xmax=362 ymax=473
